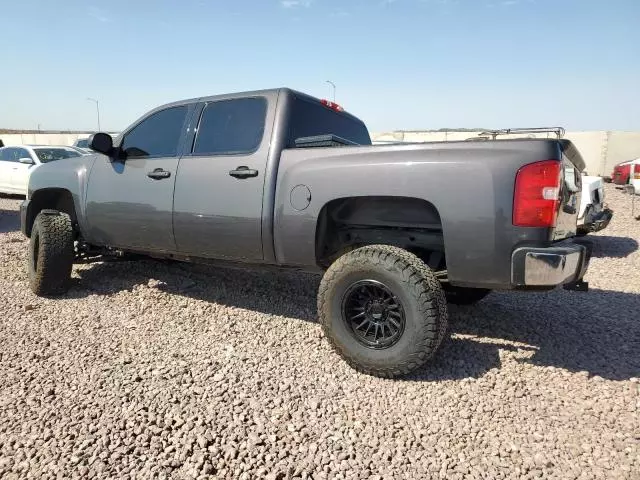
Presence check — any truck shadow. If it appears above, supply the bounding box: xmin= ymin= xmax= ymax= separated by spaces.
xmin=414 ymin=289 xmax=640 ymax=382
xmin=70 ymin=259 xmax=640 ymax=382
xmin=585 ymin=235 xmax=638 ymax=258
xmin=0 ymin=209 xmax=20 ymax=233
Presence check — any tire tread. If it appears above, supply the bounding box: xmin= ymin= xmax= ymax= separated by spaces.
xmin=28 ymin=211 xmax=74 ymax=296
xmin=318 ymin=245 xmax=448 ymax=378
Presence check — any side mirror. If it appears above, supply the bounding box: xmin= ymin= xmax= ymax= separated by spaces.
xmin=19 ymin=157 xmax=35 ymax=165
xmin=88 ymin=132 xmax=113 ymax=155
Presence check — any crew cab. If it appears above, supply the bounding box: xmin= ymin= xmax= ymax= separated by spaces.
xmin=20 ymin=88 xmax=591 ymax=378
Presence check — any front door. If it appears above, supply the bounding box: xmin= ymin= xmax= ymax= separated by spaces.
xmin=85 ymin=104 xmax=192 ymax=252
xmin=173 ymin=96 xmax=272 ymax=261
xmin=10 ymin=147 xmax=34 ymax=194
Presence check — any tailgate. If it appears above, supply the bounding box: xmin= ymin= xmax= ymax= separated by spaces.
xmin=552 ymin=140 xmax=585 ymax=240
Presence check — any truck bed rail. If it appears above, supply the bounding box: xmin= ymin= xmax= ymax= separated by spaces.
xmin=475 ymin=127 xmax=566 ymax=140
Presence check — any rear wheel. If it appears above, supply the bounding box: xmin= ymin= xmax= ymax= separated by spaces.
xmin=318 ymin=245 xmax=448 ymax=378
xmin=444 ymin=286 xmax=491 ymax=305
xmin=28 ymin=210 xmax=74 ymax=296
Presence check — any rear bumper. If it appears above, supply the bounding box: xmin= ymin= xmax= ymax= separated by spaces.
xmin=511 ymin=240 xmax=591 ymax=288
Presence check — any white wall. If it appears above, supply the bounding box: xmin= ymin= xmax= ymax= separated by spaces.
xmin=2 ymin=129 xmax=639 ymax=178
xmin=604 ymin=132 xmax=640 ymax=175
xmin=371 ymin=130 xmax=640 ymax=177
xmin=0 ymin=132 xmax=118 ymax=147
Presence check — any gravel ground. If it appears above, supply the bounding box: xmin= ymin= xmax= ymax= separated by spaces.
xmin=0 ymin=185 xmax=638 ymax=480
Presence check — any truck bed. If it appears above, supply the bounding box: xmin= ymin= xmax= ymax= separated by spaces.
xmin=273 ymin=138 xmax=585 ymax=289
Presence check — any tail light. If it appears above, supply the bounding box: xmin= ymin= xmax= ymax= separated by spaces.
xmin=320 ymin=99 xmax=344 ymax=112
xmin=513 ymin=160 xmax=562 ymax=227
xmin=634 ymin=165 xmax=640 ymax=180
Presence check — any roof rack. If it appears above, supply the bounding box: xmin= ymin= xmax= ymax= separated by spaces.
xmin=476 ymin=127 xmax=566 ymax=140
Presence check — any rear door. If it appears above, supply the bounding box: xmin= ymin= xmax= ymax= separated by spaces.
xmin=85 ymin=104 xmax=194 ymax=252
xmin=0 ymin=148 xmax=15 ymax=192
xmin=173 ymin=96 xmax=273 ymax=260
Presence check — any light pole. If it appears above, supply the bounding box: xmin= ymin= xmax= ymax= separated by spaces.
xmin=86 ymin=97 xmax=101 ymax=131
xmin=326 ymin=80 xmax=336 ymax=103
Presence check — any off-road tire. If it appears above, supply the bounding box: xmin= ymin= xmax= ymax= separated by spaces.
xmin=444 ymin=286 xmax=492 ymax=305
xmin=318 ymin=245 xmax=448 ymax=378
xmin=28 ymin=210 xmax=74 ymax=296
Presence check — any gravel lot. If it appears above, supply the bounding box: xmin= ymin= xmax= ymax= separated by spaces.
xmin=0 ymin=185 xmax=638 ymax=480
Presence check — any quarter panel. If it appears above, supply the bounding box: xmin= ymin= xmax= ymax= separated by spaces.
xmin=274 ymin=141 xmax=558 ymax=287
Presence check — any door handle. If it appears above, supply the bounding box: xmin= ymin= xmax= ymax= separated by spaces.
xmin=147 ymin=168 xmax=171 ymax=180
xmin=229 ymin=166 xmax=258 ymax=179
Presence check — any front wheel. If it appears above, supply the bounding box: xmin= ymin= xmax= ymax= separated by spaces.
xmin=28 ymin=210 xmax=74 ymax=296
xmin=318 ymin=245 xmax=449 ymax=378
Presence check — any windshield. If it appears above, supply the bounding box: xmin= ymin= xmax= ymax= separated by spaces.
xmin=34 ymin=148 xmax=81 ymax=163
xmin=76 ymin=139 xmax=89 ymax=148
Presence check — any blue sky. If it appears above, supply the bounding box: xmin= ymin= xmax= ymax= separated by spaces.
xmin=1 ymin=0 xmax=639 ymax=133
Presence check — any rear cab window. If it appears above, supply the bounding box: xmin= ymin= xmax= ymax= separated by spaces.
xmin=288 ymin=96 xmax=372 ymax=148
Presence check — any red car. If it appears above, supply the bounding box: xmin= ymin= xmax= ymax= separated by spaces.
xmin=611 ymin=159 xmax=635 ymax=185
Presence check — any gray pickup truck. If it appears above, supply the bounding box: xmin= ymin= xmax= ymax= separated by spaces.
xmin=20 ymin=88 xmax=591 ymax=378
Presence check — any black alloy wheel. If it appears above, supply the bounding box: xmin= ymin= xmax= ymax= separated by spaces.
xmin=341 ymin=280 xmax=406 ymax=349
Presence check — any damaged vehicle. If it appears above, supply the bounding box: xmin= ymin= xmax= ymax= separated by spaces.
xmin=20 ymin=91 xmax=592 ymax=378
xmin=576 ymin=174 xmax=613 ymax=235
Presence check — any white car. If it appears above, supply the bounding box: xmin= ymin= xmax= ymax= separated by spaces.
xmin=576 ymin=174 xmax=613 ymax=235
xmin=623 ymin=160 xmax=640 ymax=220
xmin=72 ymin=138 xmax=94 ymax=154
xmin=0 ymin=145 xmax=85 ymax=196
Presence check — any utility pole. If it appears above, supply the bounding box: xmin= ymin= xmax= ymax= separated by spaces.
xmin=87 ymin=98 xmax=101 ymax=131
xmin=326 ymin=80 xmax=336 ymax=103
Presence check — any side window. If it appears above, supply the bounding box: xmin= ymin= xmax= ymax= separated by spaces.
xmin=1 ymin=148 xmax=16 ymax=162
xmin=0 ymin=148 xmax=9 ymax=161
xmin=192 ymin=97 xmax=267 ymax=156
xmin=16 ymin=148 xmax=31 ymax=161
xmin=121 ymin=105 xmax=188 ymax=159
